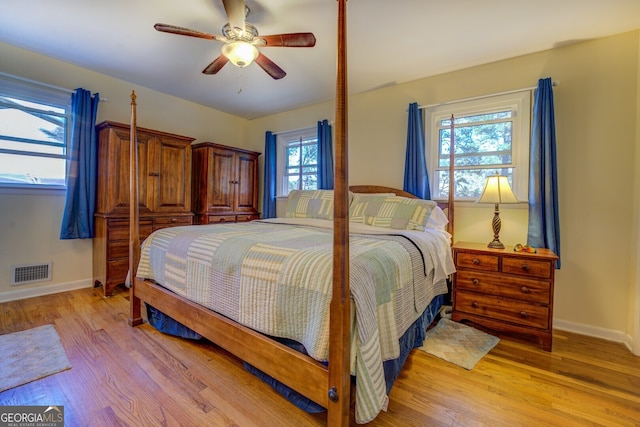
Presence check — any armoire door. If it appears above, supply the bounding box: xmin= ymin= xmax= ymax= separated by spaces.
xmin=206 ymin=146 xmax=236 ymax=213
xmin=148 ymin=134 xmax=192 ymax=214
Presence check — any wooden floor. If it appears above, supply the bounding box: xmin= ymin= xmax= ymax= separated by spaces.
xmin=0 ymin=287 xmax=639 ymax=426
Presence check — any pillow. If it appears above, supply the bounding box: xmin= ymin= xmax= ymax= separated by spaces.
xmin=285 ymin=190 xmax=338 ymax=220
xmin=426 ymin=206 xmax=449 ymax=230
xmin=349 ymin=194 xmax=437 ymax=231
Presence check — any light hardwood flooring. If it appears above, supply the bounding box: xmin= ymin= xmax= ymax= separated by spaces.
xmin=0 ymin=287 xmax=639 ymax=426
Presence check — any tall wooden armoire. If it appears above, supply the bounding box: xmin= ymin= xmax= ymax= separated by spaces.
xmin=191 ymin=142 xmax=260 ymax=224
xmin=93 ymin=121 xmax=194 ymax=296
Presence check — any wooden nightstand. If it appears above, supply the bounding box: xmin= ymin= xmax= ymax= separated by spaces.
xmin=451 ymin=241 xmax=558 ymax=351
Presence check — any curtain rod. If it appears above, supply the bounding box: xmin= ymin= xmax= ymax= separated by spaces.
xmin=418 ymin=81 xmax=559 ymax=110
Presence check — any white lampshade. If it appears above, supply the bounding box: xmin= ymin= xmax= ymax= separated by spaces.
xmin=477 ymin=173 xmax=519 ymax=205
xmin=222 ymin=41 xmax=259 ymax=68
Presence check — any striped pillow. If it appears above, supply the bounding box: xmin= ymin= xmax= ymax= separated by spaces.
xmin=349 ymin=194 xmax=437 ymax=231
xmin=285 ymin=190 xmax=337 ymax=220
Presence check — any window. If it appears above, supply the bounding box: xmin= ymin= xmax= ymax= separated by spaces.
xmin=0 ymin=73 xmax=72 ymax=189
xmin=276 ymin=126 xmax=318 ymax=196
xmin=426 ymin=91 xmax=531 ymax=201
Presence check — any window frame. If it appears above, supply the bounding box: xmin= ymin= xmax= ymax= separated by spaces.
xmin=425 ymin=91 xmax=531 ymax=202
xmin=275 ymin=126 xmax=319 ymax=197
xmin=0 ymin=72 xmax=72 ymax=193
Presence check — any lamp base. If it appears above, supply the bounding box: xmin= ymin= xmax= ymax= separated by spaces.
xmin=487 ymin=205 xmax=505 ymax=249
xmin=487 ymin=239 xmax=505 ymax=249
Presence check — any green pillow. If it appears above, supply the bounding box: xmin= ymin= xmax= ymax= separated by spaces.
xmin=285 ymin=190 xmax=337 ymax=220
xmin=349 ymin=194 xmax=437 ymax=231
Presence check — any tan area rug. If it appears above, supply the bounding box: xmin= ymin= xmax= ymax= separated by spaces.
xmin=419 ymin=318 xmax=499 ymax=370
xmin=0 ymin=324 xmax=71 ymax=392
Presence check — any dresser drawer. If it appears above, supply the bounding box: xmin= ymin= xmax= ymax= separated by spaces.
xmin=106 ymin=258 xmax=129 ymax=286
xmin=108 ymin=222 xmax=153 ymax=241
xmin=502 ymin=256 xmax=553 ymax=279
xmin=455 ymin=291 xmax=549 ymax=329
xmin=107 ymin=240 xmax=129 ymax=260
xmin=455 ymin=270 xmax=551 ymax=304
xmin=236 ymin=214 xmax=259 ymax=222
xmin=456 ymin=252 xmax=499 ymax=272
xmin=208 ymin=215 xmax=237 ymax=223
xmin=154 ymin=216 xmax=192 ymax=228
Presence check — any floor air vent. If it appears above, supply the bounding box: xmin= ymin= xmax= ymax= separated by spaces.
xmin=11 ymin=262 xmax=52 ymax=285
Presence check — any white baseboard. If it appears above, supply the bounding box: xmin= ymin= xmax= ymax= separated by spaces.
xmin=554 ymin=318 xmax=635 ymax=353
xmin=0 ymin=279 xmax=93 ymax=303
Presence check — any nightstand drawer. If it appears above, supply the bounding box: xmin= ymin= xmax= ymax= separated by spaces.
xmin=455 ymin=270 xmax=551 ymax=304
xmin=455 ymin=291 xmax=549 ymax=329
xmin=502 ymin=256 xmax=553 ymax=279
xmin=456 ymin=252 xmax=499 ymax=272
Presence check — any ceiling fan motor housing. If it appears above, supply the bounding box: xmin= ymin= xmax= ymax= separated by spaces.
xmin=222 ymin=22 xmax=258 ymax=42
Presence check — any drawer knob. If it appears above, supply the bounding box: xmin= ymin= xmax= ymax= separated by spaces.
xmin=472 ymin=258 xmax=480 ymax=265
xmin=171 ymin=218 xmax=178 ymax=223
xmin=521 ymin=286 xmax=530 ymax=293
xmin=521 ymin=264 xmax=530 ymax=271
xmin=472 ymin=278 xmax=479 ymax=285
xmin=472 ymin=301 xmax=480 ymax=309
xmin=520 ymin=311 xmax=529 ymax=318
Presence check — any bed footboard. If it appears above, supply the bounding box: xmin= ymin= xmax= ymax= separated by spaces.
xmin=132 ymin=277 xmax=330 ymax=408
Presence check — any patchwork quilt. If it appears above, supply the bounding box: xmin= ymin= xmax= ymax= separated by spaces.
xmin=136 ymin=218 xmax=453 ymax=423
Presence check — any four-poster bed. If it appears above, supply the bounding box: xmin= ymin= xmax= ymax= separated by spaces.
xmin=127 ymin=1 xmax=456 ymax=425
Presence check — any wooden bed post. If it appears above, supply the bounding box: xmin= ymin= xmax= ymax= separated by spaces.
xmin=327 ymin=0 xmax=350 ymax=425
xmin=448 ymin=114 xmax=455 ymax=241
xmin=128 ymin=90 xmax=143 ymax=326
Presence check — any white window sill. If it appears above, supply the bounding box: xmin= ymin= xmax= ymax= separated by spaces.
xmin=0 ymin=185 xmax=66 ymax=196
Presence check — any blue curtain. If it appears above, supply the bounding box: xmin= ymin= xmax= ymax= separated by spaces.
xmin=317 ymin=119 xmax=334 ymax=189
xmin=403 ymin=102 xmax=431 ymax=199
xmin=60 ymin=88 xmax=99 ymax=239
xmin=527 ymin=78 xmax=560 ymax=267
xmin=262 ymin=131 xmax=277 ymax=219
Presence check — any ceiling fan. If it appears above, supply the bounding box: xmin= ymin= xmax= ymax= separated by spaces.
xmin=154 ymin=0 xmax=316 ymax=80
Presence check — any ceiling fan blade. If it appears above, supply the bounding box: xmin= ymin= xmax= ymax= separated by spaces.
xmin=154 ymin=23 xmax=219 ymax=40
xmin=254 ymin=52 xmax=286 ymax=80
xmin=257 ymin=33 xmax=317 ymax=48
xmin=222 ymin=0 xmax=246 ymax=31
xmin=202 ymin=55 xmax=230 ymax=74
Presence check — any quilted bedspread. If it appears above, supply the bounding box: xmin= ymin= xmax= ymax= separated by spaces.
xmin=136 ymin=218 xmax=453 ymax=423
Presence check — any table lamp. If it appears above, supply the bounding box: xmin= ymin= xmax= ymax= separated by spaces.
xmin=476 ymin=172 xmax=519 ymax=249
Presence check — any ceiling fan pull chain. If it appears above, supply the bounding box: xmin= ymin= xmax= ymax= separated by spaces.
xmin=237 ymin=68 xmax=243 ymax=94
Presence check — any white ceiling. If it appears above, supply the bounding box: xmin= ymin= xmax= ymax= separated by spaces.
xmin=2 ymin=0 xmax=639 ymax=119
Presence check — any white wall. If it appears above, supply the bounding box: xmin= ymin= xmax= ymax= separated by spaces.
xmin=248 ymin=30 xmax=640 ymax=348
xmin=1 ymin=31 xmax=639 ymax=351
xmin=0 ymin=41 xmax=252 ymax=301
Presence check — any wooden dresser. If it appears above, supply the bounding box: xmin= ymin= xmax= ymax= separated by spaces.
xmin=191 ymin=142 xmax=260 ymax=224
xmin=451 ymin=241 xmax=558 ymax=351
xmin=93 ymin=121 xmax=194 ymax=296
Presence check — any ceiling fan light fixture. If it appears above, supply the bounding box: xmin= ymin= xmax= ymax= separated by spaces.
xmin=222 ymin=41 xmax=259 ymax=67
